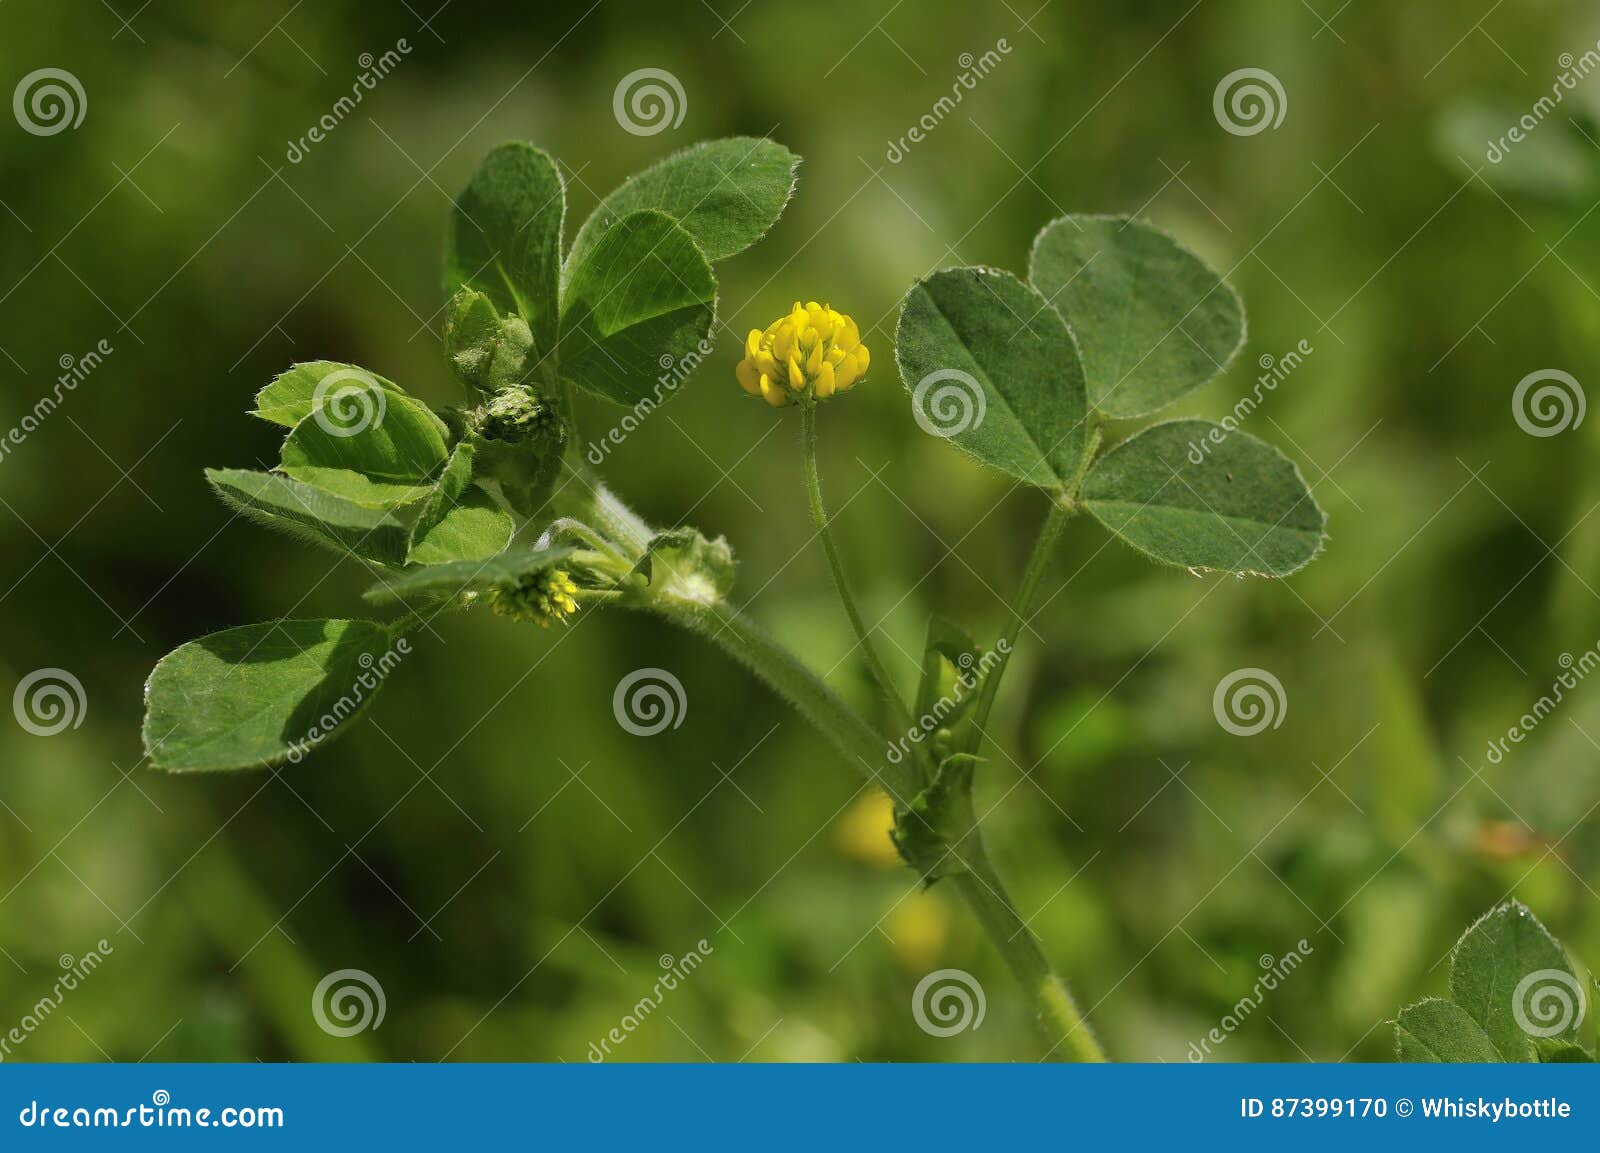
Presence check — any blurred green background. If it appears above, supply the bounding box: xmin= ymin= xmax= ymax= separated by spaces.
xmin=3 ymin=0 xmax=1599 ymax=1062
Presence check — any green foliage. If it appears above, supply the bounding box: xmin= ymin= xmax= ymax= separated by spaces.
xmin=279 ymin=390 xmax=450 ymax=509
xmin=563 ymin=136 xmax=798 ymax=274
xmin=1394 ymin=902 xmax=1594 ymax=1062
xmin=557 ymin=210 xmax=716 ymax=406
xmin=405 ymin=444 xmax=514 ymax=566
xmin=144 ymin=137 xmax=787 ymax=774
xmin=444 ymin=142 xmax=565 ymax=361
xmin=1081 ymin=420 xmax=1324 ymax=577
xmin=894 ymin=267 xmax=1088 ymax=489
xmin=143 ymin=620 xmax=401 ymax=773
xmin=205 ymin=468 xmax=411 ymax=567
xmin=895 ymin=214 xmax=1323 ymax=579
xmin=1029 ymin=216 xmax=1244 ymax=418
xmin=361 ymin=545 xmax=575 ymax=607
xmin=442 ymin=288 xmax=535 ymax=398
xmin=251 ymin=361 xmax=407 ymax=429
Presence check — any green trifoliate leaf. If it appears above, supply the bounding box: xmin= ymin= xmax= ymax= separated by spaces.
xmin=558 ymin=209 xmax=716 ymax=407
xmin=362 ymin=544 xmax=574 ymax=607
xmin=252 ymin=361 xmax=410 ymax=429
xmin=1394 ymin=998 xmax=1503 ymax=1062
xmin=446 ymin=142 xmax=565 ymax=360
xmin=894 ymin=267 xmax=1088 ymax=490
xmin=143 ymin=619 xmax=405 ymax=773
xmin=206 ymin=468 xmax=409 ymax=567
xmin=406 ymin=443 xmax=514 ymax=566
xmin=442 ymin=288 xmax=535 ymax=398
xmin=1081 ymin=420 xmax=1324 ymax=577
xmin=1029 ymin=215 xmax=1244 ymax=418
xmin=631 ymin=527 xmax=736 ymax=604
xmin=1449 ymin=901 xmax=1583 ymax=1061
xmin=564 ymin=137 xmax=798 ymax=280
xmin=280 ymin=390 xmax=451 ymax=509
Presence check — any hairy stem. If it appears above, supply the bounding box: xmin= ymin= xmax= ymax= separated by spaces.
xmin=646 ymin=595 xmax=1105 ymax=1060
xmin=800 ymin=405 xmax=919 ymax=750
xmin=966 ymin=499 xmax=1074 ymax=752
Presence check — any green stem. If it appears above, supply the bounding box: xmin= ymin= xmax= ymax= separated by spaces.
xmin=800 ymin=404 xmax=918 ymax=747
xmin=646 ymin=595 xmax=1105 ymax=1060
xmin=966 ymin=499 xmax=1074 ymax=751
xmin=951 ymin=842 xmax=1106 ymax=1062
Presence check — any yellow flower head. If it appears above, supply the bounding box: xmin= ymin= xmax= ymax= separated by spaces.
xmin=490 ymin=568 xmax=579 ymax=628
xmin=736 ymin=301 xmax=870 ymax=407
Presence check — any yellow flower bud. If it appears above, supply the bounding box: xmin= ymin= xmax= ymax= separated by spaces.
xmin=735 ymin=301 xmax=868 ymax=407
